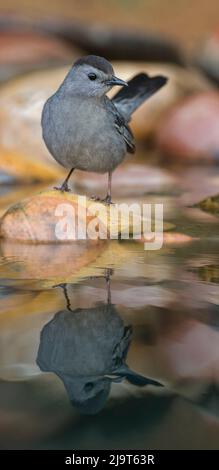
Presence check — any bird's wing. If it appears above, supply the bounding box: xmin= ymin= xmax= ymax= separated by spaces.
xmin=106 ymin=99 xmax=136 ymax=154
xmin=112 ymin=73 xmax=168 ymax=121
xmin=112 ymin=325 xmax=133 ymax=368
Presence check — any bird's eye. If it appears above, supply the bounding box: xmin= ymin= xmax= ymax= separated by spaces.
xmin=88 ymin=73 xmax=97 ymax=81
xmin=84 ymin=382 xmax=94 ymax=392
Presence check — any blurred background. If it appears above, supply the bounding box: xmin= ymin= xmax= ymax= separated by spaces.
xmin=0 ymin=0 xmax=219 ymax=190
xmin=1 ymin=0 xmax=219 ymax=451
xmin=0 ymin=0 xmax=219 ymax=47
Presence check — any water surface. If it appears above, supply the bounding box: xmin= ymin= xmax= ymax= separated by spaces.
xmin=0 ymin=165 xmax=219 ymax=449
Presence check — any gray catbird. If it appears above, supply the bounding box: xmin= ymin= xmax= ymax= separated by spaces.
xmin=42 ymin=55 xmax=167 ymax=203
xmin=37 ymin=303 xmax=161 ymax=414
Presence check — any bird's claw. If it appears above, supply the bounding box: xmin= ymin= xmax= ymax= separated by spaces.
xmin=54 ymin=183 xmax=71 ymax=192
xmin=90 ymin=195 xmax=113 ymax=205
xmin=90 ymin=195 xmax=101 ymax=202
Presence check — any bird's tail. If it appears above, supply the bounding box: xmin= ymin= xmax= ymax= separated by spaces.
xmin=112 ymin=73 xmax=168 ymax=121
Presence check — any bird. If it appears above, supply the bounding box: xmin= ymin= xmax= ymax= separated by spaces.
xmin=42 ymin=55 xmax=167 ymax=204
xmin=37 ymin=303 xmax=161 ymax=414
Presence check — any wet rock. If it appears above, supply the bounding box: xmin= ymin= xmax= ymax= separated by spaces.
xmin=195 ymin=193 xmax=219 ymax=217
xmin=0 ymin=188 xmax=172 ymax=245
xmin=156 ymin=92 xmax=219 ymax=162
xmin=0 ymin=190 xmax=142 ymax=242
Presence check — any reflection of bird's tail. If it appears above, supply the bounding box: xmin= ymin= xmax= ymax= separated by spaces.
xmin=115 ymin=364 xmax=162 ymax=387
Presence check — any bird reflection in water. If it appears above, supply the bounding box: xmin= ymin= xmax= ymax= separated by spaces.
xmin=37 ymin=270 xmax=162 ymax=414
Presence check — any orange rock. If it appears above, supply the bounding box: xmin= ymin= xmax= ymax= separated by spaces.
xmin=156 ymin=92 xmax=219 ymax=161
xmin=0 ymin=31 xmax=74 ymax=67
xmin=0 ymin=190 xmax=137 ymax=242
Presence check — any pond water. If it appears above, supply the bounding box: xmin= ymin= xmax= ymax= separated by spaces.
xmin=0 ymin=163 xmax=219 ymax=449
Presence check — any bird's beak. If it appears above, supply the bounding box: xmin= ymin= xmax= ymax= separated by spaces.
xmin=106 ymin=76 xmax=128 ymax=87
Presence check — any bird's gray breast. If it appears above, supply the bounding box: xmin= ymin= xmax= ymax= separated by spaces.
xmin=42 ymin=94 xmax=126 ymax=173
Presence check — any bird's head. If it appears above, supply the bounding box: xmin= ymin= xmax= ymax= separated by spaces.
xmin=60 ymin=55 xmax=128 ymax=98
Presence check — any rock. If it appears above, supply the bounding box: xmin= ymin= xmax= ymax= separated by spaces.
xmin=0 ymin=30 xmax=76 ymax=83
xmin=156 ymin=92 xmax=219 ymax=162
xmin=0 ymin=190 xmax=144 ymax=242
xmin=195 ymin=193 xmax=219 ymax=217
xmin=0 ymin=67 xmax=69 ymax=182
xmin=0 ymin=63 xmax=211 ymax=183
xmin=0 ymin=189 xmax=172 ymax=245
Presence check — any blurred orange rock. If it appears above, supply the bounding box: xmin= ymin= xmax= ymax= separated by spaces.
xmin=0 ymin=31 xmax=74 ymax=66
xmin=0 ymin=67 xmax=69 ymax=182
xmin=156 ymin=92 xmax=219 ymax=162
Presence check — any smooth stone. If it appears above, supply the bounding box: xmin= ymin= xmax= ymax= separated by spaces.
xmin=156 ymin=92 xmax=219 ymax=162
xmin=195 ymin=193 xmax=219 ymax=217
xmin=0 ymin=67 xmax=69 ymax=182
xmin=0 ymin=190 xmax=141 ymax=242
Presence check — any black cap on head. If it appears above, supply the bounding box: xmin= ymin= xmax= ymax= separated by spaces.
xmin=74 ymin=55 xmax=114 ymax=75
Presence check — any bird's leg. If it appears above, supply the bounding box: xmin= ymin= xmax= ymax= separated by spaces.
xmin=54 ymin=167 xmax=75 ymax=192
xmin=102 ymin=171 xmax=113 ymax=205
xmin=53 ymin=283 xmax=72 ymax=312
xmin=105 ymin=268 xmax=113 ymax=304
xmin=90 ymin=172 xmax=113 ymax=204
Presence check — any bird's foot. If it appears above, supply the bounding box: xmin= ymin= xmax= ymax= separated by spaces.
xmin=54 ymin=182 xmax=71 ymax=192
xmin=90 ymin=195 xmax=101 ymax=202
xmin=90 ymin=194 xmax=114 ymax=205
xmin=101 ymin=194 xmax=113 ymax=205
